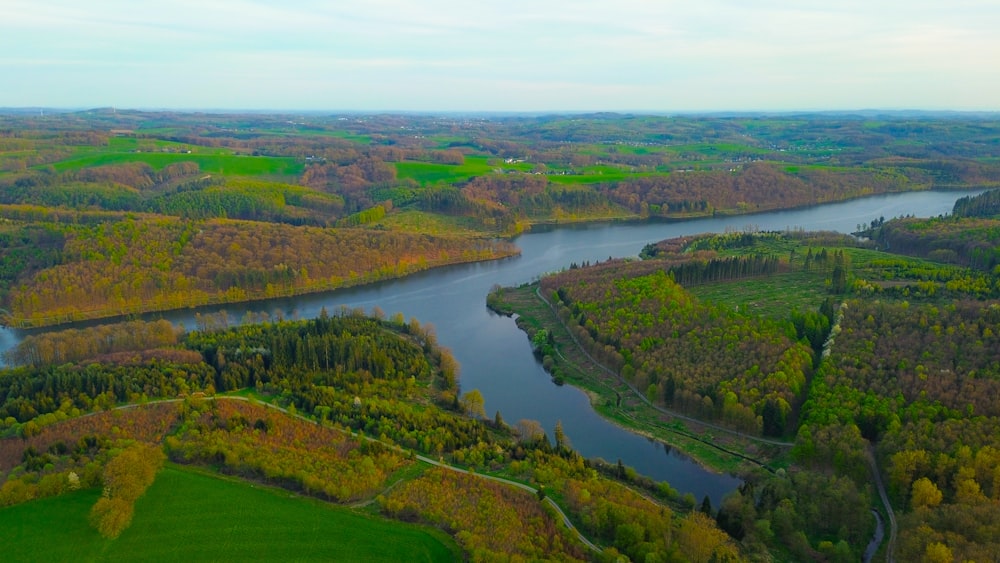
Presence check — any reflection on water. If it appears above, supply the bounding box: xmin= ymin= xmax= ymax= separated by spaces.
xmin=0 ymin=190 xmax=983 ymax=506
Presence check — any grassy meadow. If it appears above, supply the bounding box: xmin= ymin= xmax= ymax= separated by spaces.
xmin=50 ymin=151 xmax=304 ymax=177
xmin=0 ymin=464 xmax=459 ymax=562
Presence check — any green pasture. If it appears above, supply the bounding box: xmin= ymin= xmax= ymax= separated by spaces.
xmin=105 ymin=137 xmax=201 ymax=152
xmin=661 ymin=142 xmax=771 ymax=156
xmin=0 ymin=464 xmax=459 ymax=562
xmin=394 ymin=154 xmax=665 ymax=186
xmin=394 ymin=155 xmax=542 ymax=184
xmin=395 ymin=158 xmax=491 ymax=184
xmin=292 ymin=128 xmax=372 ymax=143
xmin=49 ymin=151 xmax=304 ymax=177
xmin=548 ymin=171 xmax=650 ymax=184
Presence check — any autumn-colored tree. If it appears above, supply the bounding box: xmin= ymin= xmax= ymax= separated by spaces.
xmin=515 ymin=419 xmax=546 ymax=445
xmin=911 ymin=477 xmax=943 ymax=510
xmin=459 ymin=389 xmax=486 ymax=419
xmin=90 ymin=442 xmax=165 ymax=539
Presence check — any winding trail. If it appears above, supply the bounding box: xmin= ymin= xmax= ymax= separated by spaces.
xmin=533 ymin=285 xmax=795 ymax=449
xmin=414 ymin=453 xmax=601 ymax=553
xmin=117 ymin=395 xmax=602 ymax=554
xmin=867 ymin=445 xmax=897 ymax=563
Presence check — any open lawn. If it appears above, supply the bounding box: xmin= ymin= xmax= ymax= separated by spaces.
xmin=0 ymin=464 xmax=460 ymax=562
xmin=548 ymin=170 xmax=654 ymax=184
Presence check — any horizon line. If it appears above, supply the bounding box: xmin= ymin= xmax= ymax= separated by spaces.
xmin=3 ymin=107 xmax=1000 ymax=119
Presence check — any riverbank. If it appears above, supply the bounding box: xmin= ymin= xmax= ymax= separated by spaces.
xmin=488 ymin=282 xmax=792 ymax=476
xmin=514 ymin=184 xmax=989 ymax=236
xmin=1 ymin=245 xmax=520 ymax=330
xmin=0 ymin=189 xmax=979 ymax=507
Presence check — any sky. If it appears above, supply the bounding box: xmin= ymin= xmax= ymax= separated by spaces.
xmin=3 ymin=0 xmax=1000 ymax=112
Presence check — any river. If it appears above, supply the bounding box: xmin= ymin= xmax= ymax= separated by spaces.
xmin=0 ymin=189 xmax=984 ymax=506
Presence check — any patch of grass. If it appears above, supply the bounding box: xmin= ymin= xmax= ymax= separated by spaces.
xmin=105 ymin=137 xmax=199 ymax=152
xmin=0 ymin=487 xmax=105 ymax=562
xmin=687 ymin=270 xmax=831 ymax=320
xmin=663 ymin=142 xmax=772 ymax=156
xmin=0 ymin=464 xmax=460 ymax=562
xmin=394 ymin=157 xmax=494 ymax=184
xmin=548 ymin=173 xmax=626 ymax=184
xmin=49 ymin=152 xmax=304 ymax=177
xmin=394 ymin=155 xmax=546 ymax=184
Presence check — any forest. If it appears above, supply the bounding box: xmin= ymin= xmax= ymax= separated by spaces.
xmin=3 ymin=110 xmax=1000 ymax=560
xmin=2 ymin=110 xmax=1000 ymax=326
xmin=493 ymin=188 xmax=1000 ymax=561
xmin=0 ymin=311 xmax=750 ymax=562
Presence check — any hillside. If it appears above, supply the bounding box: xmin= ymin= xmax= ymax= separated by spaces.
xmin=3 ymin=111 xmax=1000 ymax=326
xmin=0 ymin=312 xmax=744 ymax=562
xmin=492 ymin=189 xmax=1000 ymax=560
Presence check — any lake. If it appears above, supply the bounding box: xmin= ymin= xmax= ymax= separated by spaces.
xmin=0 ymin=189 xmax=983 ymax=505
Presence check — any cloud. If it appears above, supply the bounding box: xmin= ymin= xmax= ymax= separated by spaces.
xmin=2 ymin=0 xmax=998 ymax=110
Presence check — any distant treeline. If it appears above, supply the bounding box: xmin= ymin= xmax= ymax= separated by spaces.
xmin=873 ymin=190 xmax=1000 ymax=271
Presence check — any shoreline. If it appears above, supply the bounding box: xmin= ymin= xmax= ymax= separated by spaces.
xmin=2 ymin=247 xmax=520 ymax=331
xmin=488 ymin=282 xmax=790 ymax=477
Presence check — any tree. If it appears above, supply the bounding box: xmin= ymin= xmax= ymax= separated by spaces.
xmin=89 ymin=497 xmax=133 ymax=539
xmin=910 ymin=477 xmax=943 ymax=510
xmin=515 ymin=419 xmax=545 ymax=444
xmin=924 ymin=542 xmax=953 ymax=563
xmin=553 ymin=420 xmax=570 ymax=451
xmin=90 ymin=442 xmax=165 ymax=539
xmin=459 ymin=389 xmax=486 ymax=419
xmin=700 ymin=494 xmax=713 ymax=516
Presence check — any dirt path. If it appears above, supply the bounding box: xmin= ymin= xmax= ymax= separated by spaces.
xmin=163 ymin=395 xmax=603 ymax=554
xmin=415 ymin=454 xmax=601 ymax=553
xmin=867 ymin=445 xmax=897 ymax=563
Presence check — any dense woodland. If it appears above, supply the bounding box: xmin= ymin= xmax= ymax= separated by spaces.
xmin=797 ymin=293 xmax=1000 ymax=561
xmin=1 ymin=214 xmax=515 ymax=326
xmin=542 ymin=262 xmax=812 ymax=437
xmin=3 ymin=112 xmax=1000 ymax=560
xmin=2 ymin=110 xmax=1000 ymax=325
xmin=503 ymin=191 xmax=1000 ymax=561
xmin=0 ymin=312 xmax=749 ymax=561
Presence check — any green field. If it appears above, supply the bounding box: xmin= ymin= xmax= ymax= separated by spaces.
xmin=105 ymin=137 xmax=199 ymax=152
xmin=0 ymin=465 xmax=459 ymax=562
xmin=49 ymin=152 xmax=304 ymax=177
xmin=548 ymin=170 xmax=654 ymax=184
xmin=394 ymin=156 xmax=494 ymax=184
xmin=394 ymin=155 xmax=542 ymax=184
